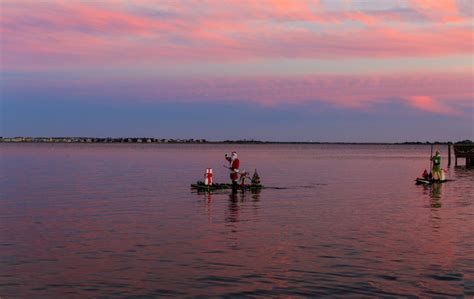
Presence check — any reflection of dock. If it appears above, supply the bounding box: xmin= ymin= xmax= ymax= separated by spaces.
xmin=453 ymin=144 xmax=474 ymax=166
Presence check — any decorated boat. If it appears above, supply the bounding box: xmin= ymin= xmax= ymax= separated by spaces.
xmin=191 ymin=169 xmax=263 ymax=191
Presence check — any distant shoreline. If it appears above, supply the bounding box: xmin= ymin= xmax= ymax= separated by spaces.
xmin=1 ymin=137 xmax=470 ymax=145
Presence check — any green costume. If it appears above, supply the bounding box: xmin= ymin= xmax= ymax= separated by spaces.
xmin=431 ymin=153 xmax=441 ymax=180
xmin=432 ymin=154 xmax=441 ymax=171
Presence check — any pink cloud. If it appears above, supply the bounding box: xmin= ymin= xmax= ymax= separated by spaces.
xmin=2 ymin=23 xmax=472 ymax=72
xmin=407 ymin=95 xmax=461 ymax=115
xmin=4 ymin=71 xmax=471 ymax=116
xmin=1 ymin=0 xmax=473 ymax=71
xmin=408 ymin=0 xmax=466 ymax=23
xmin=0 ymin=1 xmax=175 ymax=35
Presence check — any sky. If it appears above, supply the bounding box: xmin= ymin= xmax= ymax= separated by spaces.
xmin=1 ymin=0 xmax=473 ymax=142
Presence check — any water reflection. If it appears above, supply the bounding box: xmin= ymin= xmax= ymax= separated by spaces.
xmin=429 ymin=183 xmax=442 ymax=208
xmin=417 ymin=179 xmax=445 ymax=231
xmin=428 ymin=185 xmax=442 ymax=231
xmin=227 ymin=191 xmax=240 ymax=224
xmin=229 ymin=188 xmax=261 ymax=202
xmin=418 ymin=182 xmax=443 ymax=208
xmin=195 ymin=188 xmax=261 ymax=224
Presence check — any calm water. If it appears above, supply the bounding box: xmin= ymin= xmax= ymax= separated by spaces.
xmin=1 ymin=143 xmax=473 ymax=297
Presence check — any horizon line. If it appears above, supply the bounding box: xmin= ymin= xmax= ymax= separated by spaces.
xmin=1 ymin=136 xmax=471 ymax=145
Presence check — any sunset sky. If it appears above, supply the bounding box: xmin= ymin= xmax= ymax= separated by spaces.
xmin=1 ymin=0 xmax=473 ymax=141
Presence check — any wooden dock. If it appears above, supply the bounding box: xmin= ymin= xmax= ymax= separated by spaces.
xmin=453 ymin=143 xmax=474 ymax=167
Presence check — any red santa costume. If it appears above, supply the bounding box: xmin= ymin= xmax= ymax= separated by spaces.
xmin=225 ymin=152 xmax=240 ymax=183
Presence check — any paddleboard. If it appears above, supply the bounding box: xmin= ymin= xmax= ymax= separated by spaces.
xmin=415 ymin=178 xmax=448 ymax=185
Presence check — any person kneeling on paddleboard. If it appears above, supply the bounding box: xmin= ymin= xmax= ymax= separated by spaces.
xmin=225 ymin=151 xmax=240 ymax=188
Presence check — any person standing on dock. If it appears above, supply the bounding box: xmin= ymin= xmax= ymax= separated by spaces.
xmin=431 ymin=150 xmax=442 ymax=180
xmin=225 ymin=151 xmax=240 ymax=188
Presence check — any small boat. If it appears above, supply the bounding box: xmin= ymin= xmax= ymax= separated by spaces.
xmin=192 ymin=168 xmax=263 ymax=191
xmin=191 ymin=181 xmax=263 ymax=191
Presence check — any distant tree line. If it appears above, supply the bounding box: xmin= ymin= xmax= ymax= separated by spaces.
xmin=0 ymin=137 xmax=472 ymax=144
xmin=0 ymin=137 xmax=208 ymax=143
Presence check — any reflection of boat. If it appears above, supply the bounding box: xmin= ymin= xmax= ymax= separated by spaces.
xmin=191 ymin=181 xmax=264 ymax=191
xmin=415 ymin=178 xmax=448 ymax=185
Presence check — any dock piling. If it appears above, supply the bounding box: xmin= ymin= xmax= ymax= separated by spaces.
xmin=448 ymin=142 xmax=451 ymax=167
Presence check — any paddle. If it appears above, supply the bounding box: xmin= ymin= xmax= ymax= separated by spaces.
xmin=430 ymin=143 xmax=433 ymax=174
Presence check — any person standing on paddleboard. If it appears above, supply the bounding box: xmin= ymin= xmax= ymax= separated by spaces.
xmin=431 ymin=150 xmax=442 ymax=180
xmin=225 ymin=151 xmax=240 ymax=188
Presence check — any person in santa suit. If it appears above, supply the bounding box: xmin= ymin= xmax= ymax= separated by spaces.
xmin=225 ymin=151 xmax=240 ymax=188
